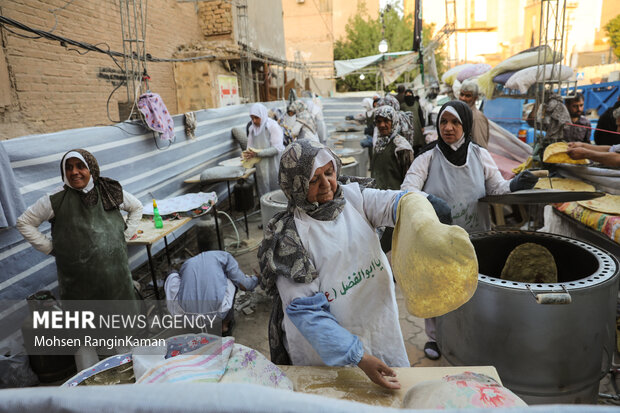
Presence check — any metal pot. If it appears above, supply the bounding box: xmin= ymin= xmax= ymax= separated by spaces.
xmin=260 ymin=189 xmax=288 ymax=234
xmin=332 ymin=147 xmax=368 ymax=178
xmin=328 ymin=133 xmax=364 ymax=150
xmin=437 ymin=230 xmax=619 ymax=405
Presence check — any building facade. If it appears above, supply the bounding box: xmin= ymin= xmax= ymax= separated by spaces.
xmin=281 ymin=0 xmax=379 ymax=96
xmin=0 ymin=0 xmax=286 ymax=140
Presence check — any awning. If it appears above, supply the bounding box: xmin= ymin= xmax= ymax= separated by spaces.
xmin=334 ymin=51 xmax=415 ymax=77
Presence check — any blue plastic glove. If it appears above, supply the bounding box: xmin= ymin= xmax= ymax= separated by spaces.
xmin=426 ymin=194 xmax=453 ymax=225
xmin=360 ymin=135 xmax=373 ymax=148
xmin=509 ymin=171 xmax=539 ymax=192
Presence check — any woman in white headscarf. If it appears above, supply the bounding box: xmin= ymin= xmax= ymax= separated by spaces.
xmin=243 ymin=103 xmax=285 ymax=197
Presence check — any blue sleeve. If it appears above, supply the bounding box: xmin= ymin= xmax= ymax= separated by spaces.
xmin=222 ymin=252 xmax=258 ymax=291
xmin=286 ymin=293 xmax=364 ymax=366
xmin=392 ymin=190 xmax=408 ymax=222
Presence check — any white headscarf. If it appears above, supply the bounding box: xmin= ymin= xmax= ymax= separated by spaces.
xmin=61 ymin=151 xmax=94 ymax=192
xmin=438 ymin=106 xmax=466 ymax=150
xmin=310 ymin=148 xmax=337 ymax=179
xmin=362 ymin=98 xmax=374 ymax=117
xmin=249 ymin=103 xmax=269 ymax=136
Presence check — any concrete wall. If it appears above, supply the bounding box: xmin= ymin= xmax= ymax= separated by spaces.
xmin=0 ymin=0 xmax=206 ymax=140
xmin=246 ymin=0 xmax=286 ymax=60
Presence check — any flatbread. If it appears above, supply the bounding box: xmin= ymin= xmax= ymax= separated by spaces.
xmin=534 ymin=178 xmax=595 ymax=191
xmin=392 ymin=193 xmax=478 ymax=318
xmin=542 ymin=142 xmax=589 ymax=164
xmin=501 ymin=243 xmax=557 ymax=283
xmin=338 ymin=156 xmax=356 ymax=165
xmin=241 ymin=147 xmax=262 ymax=169
xmin=577 ymin=194 xmax=620 ymax=215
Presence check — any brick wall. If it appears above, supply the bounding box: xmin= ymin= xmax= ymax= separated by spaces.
xmin=0 ymin=0 xmax=205 ymax=140
xmin=197 ymin=1 xmax=233 ymax=38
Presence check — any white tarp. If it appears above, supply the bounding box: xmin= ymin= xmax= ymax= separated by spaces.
xmin=334 ymin=51 xmax=414 ymax=77
xmin=379 ymin=52 xmax=419 ymax=86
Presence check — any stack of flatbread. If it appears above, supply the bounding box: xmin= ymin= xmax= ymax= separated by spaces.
xmin=577 ymin=194 xmax=620 ymax=215
xmin=543 ymin=142 xmax=589 ymax=165
xmin=534 ymin=178 xmax=595 ymax=191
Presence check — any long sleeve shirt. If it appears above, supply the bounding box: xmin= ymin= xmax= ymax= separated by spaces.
xmin=16 ymin=189 xmax=143 ymax=255
xmin=175 ymin=251 xmax=258 ymax=316
xmin=277 ymin=185 xmax=405 ymax=367
xmin=401 ymin=144 xmax=511 ymax=195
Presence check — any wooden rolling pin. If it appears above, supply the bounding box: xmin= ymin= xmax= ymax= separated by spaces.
xmin=530 ymin=170 xmax=549 ymax=177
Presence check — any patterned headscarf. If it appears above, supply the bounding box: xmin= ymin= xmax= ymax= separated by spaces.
xmin=288 ymin=100 xmax=317 ymax=133
xmin=60 ymin=149 xmax=124 ymax=211
xmin=258 ymin=139 xmax=373 ymax=364
xmin=373 ymin=105 xmax=402 ymax=153
xmin=375 ymin=94 xmax=400 ymax=111
xmin=259 ymin=139 xmax=344 ymax=297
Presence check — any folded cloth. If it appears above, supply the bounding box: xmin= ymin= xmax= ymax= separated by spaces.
xmin=138 ymin=92 xmax=175 ymax=141
xmin=142 ymin=192 xmax=217 ymax=216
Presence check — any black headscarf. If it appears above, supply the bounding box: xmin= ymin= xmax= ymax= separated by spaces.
xmin=60 ymin=149 xmax=124 ymax=211
xmin=421 ymin=100 xmax=474 ymax=166
xmin=404 ymin=89 xmax=416 ymax=106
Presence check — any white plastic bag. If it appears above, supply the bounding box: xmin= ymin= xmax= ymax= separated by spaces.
xmin=477 ymin=46 xmax=562 ymax=97
xmin=504 ymin=64 xmax=573 ymax=93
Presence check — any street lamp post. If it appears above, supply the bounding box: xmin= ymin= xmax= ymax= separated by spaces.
xmin=378 ymin=5 xmax=390 ymax=54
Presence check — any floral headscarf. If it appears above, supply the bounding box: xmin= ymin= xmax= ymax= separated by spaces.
xmin=257 ymin=139 xmax=373 ymax=364
xmin=373 ymin=105 xmax=402 ymax=153
xmin=375 ymin=94 xmax=400 ymax=111
xmin=60 ymin=149 xmax=124 ymax=211
xmin=288 ymin=100 xmax=317 ymax=134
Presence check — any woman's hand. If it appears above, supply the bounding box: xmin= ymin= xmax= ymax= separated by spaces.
xmin=241 ymin=150 xmax=257 ymax=160
xmin=357 ymin=353 xmax=400 ymax=389
xmin=566 ymin=147 xmax=589 ymax=160
xmin=567 ymin=142 xmax=586 ymax=149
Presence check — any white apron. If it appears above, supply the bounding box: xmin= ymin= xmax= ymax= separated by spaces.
xmin=249 ymin=127 xmax=280 ymax=197
xmin=283 ymin=185 xmax=409 ymax=367
xmin=423 ymin=144 xmax=489 ymax=233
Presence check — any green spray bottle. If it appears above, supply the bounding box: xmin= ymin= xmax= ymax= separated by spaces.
xmin=152 ymin=199 xmax=163 ymax=229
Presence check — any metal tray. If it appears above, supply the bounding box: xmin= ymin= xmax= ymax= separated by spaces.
xmin=479 ymin=189 xmax=606 ymax=205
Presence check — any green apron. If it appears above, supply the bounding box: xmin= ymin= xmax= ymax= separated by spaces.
xmin=371 ymin=139 xmax=403 ymax=191
xmin=50 ymin=188 xmax=137 ymax=302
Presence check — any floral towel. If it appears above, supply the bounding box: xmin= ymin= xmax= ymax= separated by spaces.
xmin=402 ymin=371 xmax=527 ymax=409
xmin=142 ymin=192 xmax=217 ymax=216
xmin=220 ymin=343 xmax=293 ymax=390
xmin=137 ymin=92 xmax=175 ymax=141
xmin=63 ymin=334 xmax=293 ymax=390
xmin=554 ymin=202 xmax=620 ymax=243
xmin=136 ymin=335 xmax=234 ymax=384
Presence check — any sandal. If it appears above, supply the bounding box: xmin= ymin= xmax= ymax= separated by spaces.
xmin=424 ymin=341 xmax=441 ymax=360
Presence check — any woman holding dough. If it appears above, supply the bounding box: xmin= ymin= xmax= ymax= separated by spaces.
xmin=401 ymin=100 xmax=538 ymax=360
xmin=258 ymin=139 xmax=452 ymax=389
xmin=243 ymin=103 xmax=285 ymax=197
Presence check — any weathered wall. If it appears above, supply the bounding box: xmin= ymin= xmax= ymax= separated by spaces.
xmin=0 ymin=0 xmax=205 ymax=140
xmin=198 ymin=0 xmax=233 ymax=37
xmin=246 ymin=0 xmax=286 ymax=60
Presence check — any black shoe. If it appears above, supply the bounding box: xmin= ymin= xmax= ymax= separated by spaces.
xmin=258 ymin=224 xmax=263 ymax=230
xmin=424 ymin=341 xmax=441 ymax=360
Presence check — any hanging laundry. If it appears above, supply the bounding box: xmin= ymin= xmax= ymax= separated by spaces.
xmin=137 ymin=92 xmax=175 ymax=141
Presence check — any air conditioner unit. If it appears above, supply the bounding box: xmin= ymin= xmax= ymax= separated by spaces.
xmin=296 ymin=0 xmax=305 ymax=3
